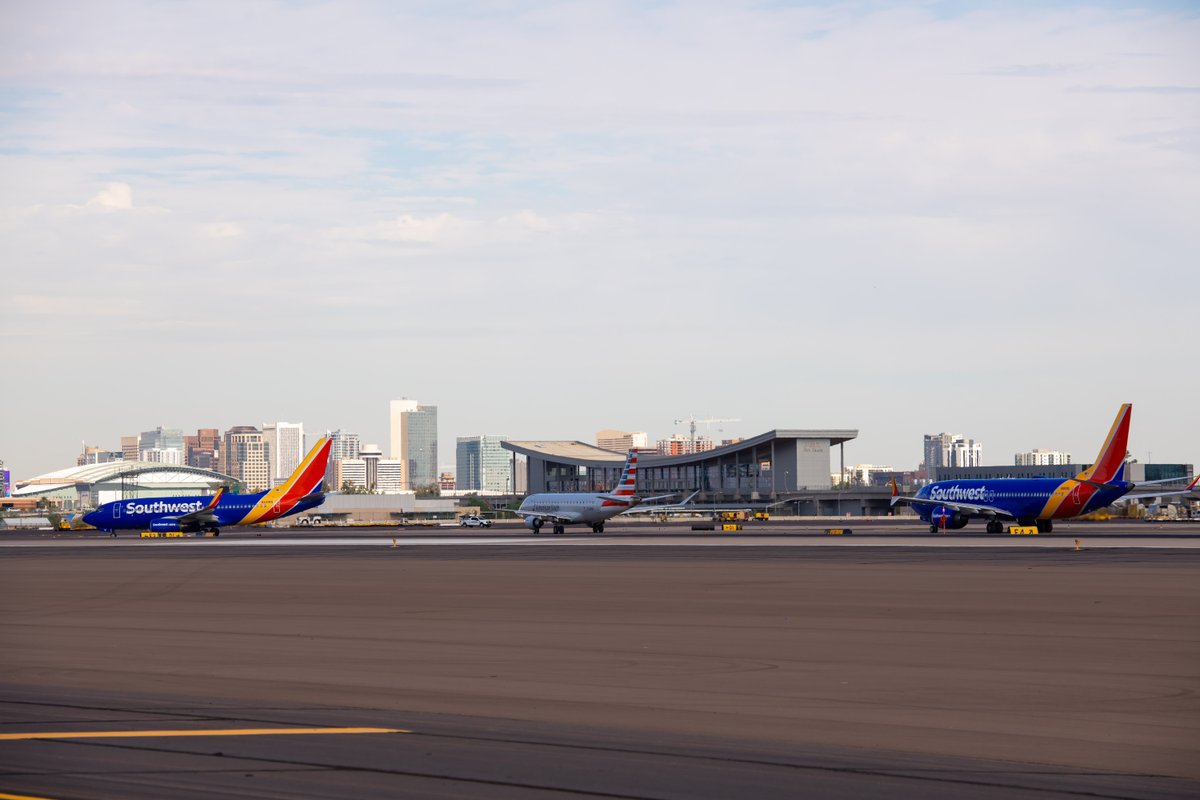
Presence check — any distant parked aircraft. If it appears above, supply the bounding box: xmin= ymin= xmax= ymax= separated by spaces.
xmin=83 ymin=438 xmax=331 ymax=535
xmin=891 ymin=404 xmax=1197 ymax=533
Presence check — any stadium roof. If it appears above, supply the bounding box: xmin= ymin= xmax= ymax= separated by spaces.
xmin=14 ymin=461 xmax=235 ymax=496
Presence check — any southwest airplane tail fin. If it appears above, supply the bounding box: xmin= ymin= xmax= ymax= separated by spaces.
xmin=207 ymin=439 xmax=331 ymax=526
xmin=1075 ymin=404 xmax=1131 ymax=485
xmin=609 ymin=449 xmax=639 ymax=497
xmin=282 ymin=437 xmax=332 ymax=500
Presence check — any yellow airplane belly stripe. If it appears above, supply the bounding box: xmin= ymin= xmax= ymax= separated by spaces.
xmin=0 ymin=727 xmax=406 ymax=741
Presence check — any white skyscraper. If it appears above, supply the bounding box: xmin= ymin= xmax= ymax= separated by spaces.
xmin=325 ymin=429 xmax=361 ymax=489
xmin=263 ymin=421 xmax=305 ymax=484
xmin=923 ymin=433 xmax=983 ymax=479
xmin=1015 ymin=449 xmax=1072 ymax=466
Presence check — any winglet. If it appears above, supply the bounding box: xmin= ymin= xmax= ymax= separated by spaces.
xmin=890 ymin=477 xmax=899 ymax=506
xmin=1189 ymin=474 xmax=1200 ymax=492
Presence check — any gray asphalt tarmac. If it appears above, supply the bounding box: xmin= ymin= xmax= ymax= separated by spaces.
xmin=2 ymin=530 xmax=1198 ymax=798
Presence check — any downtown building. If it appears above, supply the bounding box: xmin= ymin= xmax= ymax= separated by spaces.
xmin=655 ymin=433 xmax=716 ymax=456
xmin=184 ymin=428 xmax=220 ymax=470
xmin=220 ymin=426 xmax=271 ymax=491
xmin=1015 ymin=448 xmax=1072 ymax=466
xmin=135 ymin=427 xmax=185 ymax=464
xmin=595 ymin=429 xmax=650 ymax=452
xmin=324 ymin=429 xmax=362 ymax=490
xmin=336 ymin=443 xmax=403 ymax=494
xmin=922 ymin=433 xmax=983 ymax=480
xmin=77 ymin=446 xmax=124 ymax=467
xmin=263 ymin=421 xmax=305 ymax=485
xmin=456 ymin=435 xmax=513 ymax=494
xmin=389 ymin=399 xmax=438 ymax=491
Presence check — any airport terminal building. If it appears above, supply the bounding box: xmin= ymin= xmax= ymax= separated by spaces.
xmin=502 ymin=429 xmax=895 ymax=515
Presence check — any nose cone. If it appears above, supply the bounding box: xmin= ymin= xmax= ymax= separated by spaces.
xmin=82 ymin=511 xmax=101 ymax=527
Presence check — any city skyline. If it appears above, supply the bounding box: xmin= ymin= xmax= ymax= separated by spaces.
xmin=3 ymin=399 xmax=1192 ymax=485
xmin=2 ymin=1 xmax=1197 ymax=481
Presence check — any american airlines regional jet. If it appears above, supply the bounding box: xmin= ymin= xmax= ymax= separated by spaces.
xmin=514 ymin=449 xmax=672 ymax=534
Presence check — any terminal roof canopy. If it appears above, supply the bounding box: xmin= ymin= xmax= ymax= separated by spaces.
xmin=503 ymin=430 xmax=859 ymax=467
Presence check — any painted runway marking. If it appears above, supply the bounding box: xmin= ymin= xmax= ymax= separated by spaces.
xmin=0 ymin=793 xmax=59 ymax=800
xmin=0 ymin=727 xmax=407 ymax=741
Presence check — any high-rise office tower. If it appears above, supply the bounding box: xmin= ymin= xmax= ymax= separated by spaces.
xmin=184 ymin=428 xmax=221 ymax=470
xmin=390 ymin=399 xmax=438 ymax=490
xmin=221 ymin=426 xmax=270 ymax=491
xmin=138 ymin=427 xmax=184 ymax=463
xmin=324 ymin=429 xmax=361 ymax=488
xmin=922 ymin=433 xmax=983 ymax=479
xmin=456 ymin=435 xmax=512 ymax=494
xmin=263 ymin=421 xmax=305 ymax=483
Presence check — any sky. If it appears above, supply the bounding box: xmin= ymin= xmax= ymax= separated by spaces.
xmin=1 ymin=0 xmax=1198 ymax=480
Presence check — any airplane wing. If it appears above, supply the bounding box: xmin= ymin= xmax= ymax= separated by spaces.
xmin=1125 ymin=474 xmax=1200 ymax=499
xmin=892 ymin=493 xmax=1014 ymax=519
xmin=177 ymin=489 xmax=225 ymax=527
xmin=889 ymin=479 xmax=1011 ymax=519
xmin=622 ymin=491 xmax=700 ymax=515
xmin=513 ymin=509 xmax=579 ymax=525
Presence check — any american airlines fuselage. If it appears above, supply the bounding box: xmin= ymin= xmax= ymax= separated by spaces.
xmin=517 ymin=493 xmax=636 ymax=530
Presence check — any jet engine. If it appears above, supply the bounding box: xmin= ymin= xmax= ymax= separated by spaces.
xmin=523 ymin=517 xmax=542 ymax=530
xmin=931 ymin=506 xmax=969 ymax=530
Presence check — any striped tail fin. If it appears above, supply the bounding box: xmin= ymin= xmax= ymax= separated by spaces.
xmin=609 ymin=449 xmax=639 ymax=497
xmin=1076 ymin=404 xmax=1131 ymax=484
xmin=240 ymin=438 xmax=332 ymax=524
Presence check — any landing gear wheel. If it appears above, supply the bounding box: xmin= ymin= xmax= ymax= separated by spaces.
xmin=986 ymin=520 xmax=1003 ymax=534
xmin=553 ymin=524 xmax=564 ymax=535
xmin=531 ymin=519 xmax=543 ymax=534
xmin=1036 ymin=519 xmax=1053 ymax=533
xmin=929 ymin=524 xmax=938 ymax=534
xmin=596 ymin=522 xmax=604 ymax=534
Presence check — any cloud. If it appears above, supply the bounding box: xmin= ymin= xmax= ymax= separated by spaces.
xmin=197 ymin=221 xmax=241 ymax=238
xmin=1068 ymin=84 xmax=1200 ymax=94
xmin=975 ymin=63 xmax=1087 ymax=77
xmin=0 ymin=1 xmax=1198 ymax=477
xmin=87 ymin=182 xmax=134 ymax=211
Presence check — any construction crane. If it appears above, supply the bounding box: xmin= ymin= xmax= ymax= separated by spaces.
xmin=673 ymin=416 xmax=741 ymax=450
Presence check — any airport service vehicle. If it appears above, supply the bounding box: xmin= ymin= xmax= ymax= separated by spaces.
xmin=891 ymin=404 xmax=1198 ymax=533
xmin=83 ymin=438 xmax=332 ymax=535
xmin=459 ymin=515 xmax=492 ymax=528
xmin=513 ymin=449 xmax=674 ymax=534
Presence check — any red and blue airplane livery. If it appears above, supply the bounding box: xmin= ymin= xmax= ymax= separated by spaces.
xmin=83 ymin=437 xmax=332 ymax=535
xmin=892 ymin=404 xmax=1197 ymax=534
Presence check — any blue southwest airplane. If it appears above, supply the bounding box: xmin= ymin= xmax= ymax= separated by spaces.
xmin=891 ymin=404 xmax=1198 ymax=533
xmin=83 ymin=437 xmax=332 ymax=535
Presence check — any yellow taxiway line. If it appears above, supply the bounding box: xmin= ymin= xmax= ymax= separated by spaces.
xmin=0 ymin=793 xmax=61 ymax=800
xmin=0 ymin=727 xmax=406 ymax=741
